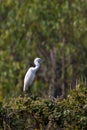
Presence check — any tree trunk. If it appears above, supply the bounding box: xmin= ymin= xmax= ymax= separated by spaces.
xmin=61 ymin=43 xmax=68 ymax=98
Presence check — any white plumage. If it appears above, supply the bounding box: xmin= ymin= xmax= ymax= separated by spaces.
xmin=23 ymin=58 xmax=42 ymax=92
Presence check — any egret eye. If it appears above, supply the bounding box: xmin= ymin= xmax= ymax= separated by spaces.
xmin=38 ymin=59 xmax=42 ymax=63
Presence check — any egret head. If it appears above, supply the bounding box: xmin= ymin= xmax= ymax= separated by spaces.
xmin=34 ymin=57 xmax=42 ymax=66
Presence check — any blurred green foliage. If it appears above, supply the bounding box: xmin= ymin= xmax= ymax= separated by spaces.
xmin=0 ymin=0 xmax=87 ymax=99
xmin=0 ymin=84 xmax=87 ymax=130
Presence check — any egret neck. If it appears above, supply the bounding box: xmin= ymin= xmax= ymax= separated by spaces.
xmin=34 ymin=61 xmax=40 ymax=72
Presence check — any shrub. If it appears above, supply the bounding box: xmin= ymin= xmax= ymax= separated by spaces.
xmin=0 ymin=84 xmax=87 ymax=130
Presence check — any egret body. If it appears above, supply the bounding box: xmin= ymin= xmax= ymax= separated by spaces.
xmin=23 ymin=58 xmax=42 ymax=92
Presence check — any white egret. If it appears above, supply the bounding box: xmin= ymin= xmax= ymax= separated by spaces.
xmin=23 ymin=57 xmax=42 ymax=92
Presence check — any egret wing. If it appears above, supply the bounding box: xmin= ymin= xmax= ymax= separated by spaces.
xmin=23 ymin=68 xmax=35 ymax=91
